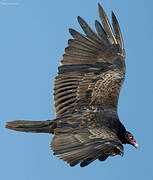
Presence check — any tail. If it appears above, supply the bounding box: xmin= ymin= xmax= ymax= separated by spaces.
xmin=5 ymin=120 xmax=56 ymax=133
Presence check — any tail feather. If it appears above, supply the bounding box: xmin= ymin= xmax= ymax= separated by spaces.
xmin=5 ymin=120 xmax=56 ymax=133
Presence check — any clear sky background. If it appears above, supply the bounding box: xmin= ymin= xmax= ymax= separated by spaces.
xmin=0 ymin=0 xmax=153 ymax=179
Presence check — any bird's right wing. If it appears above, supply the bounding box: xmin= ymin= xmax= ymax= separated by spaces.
xmin=50 ymin=125 xmax=123 ymax=167
xmin=54 ymin=3 xmax=125 ymax=118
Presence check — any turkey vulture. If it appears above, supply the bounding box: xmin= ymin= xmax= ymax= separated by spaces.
xmin=6 ymin=3 xmax=138 ymax=167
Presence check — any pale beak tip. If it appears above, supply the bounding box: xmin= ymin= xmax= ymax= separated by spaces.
xmin=134 ymin=143 xmax=138 ymax=149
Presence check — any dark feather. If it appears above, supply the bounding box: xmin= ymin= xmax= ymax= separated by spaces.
xmin=77 ymin=16 xmax=104 ymax=45
xmin=98 ymin=3 xmax=117 ymax=44
xmin=95 ymin=20 xmax=109 ymax=46
xmin=111 ymin=12 xmax=124 ymax=55
xmin=50 ymin=124 xmax=123 ymax=167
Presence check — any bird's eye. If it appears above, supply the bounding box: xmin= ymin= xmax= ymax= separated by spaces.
xmin=129 ymin=136 xmax=133 ymax=140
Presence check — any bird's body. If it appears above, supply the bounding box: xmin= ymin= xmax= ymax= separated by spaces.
xmin=6 ymin=3 xmax=137 ymax=167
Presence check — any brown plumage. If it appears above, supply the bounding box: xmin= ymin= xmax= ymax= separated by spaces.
xmin=6 ymin=3 xmax=138 ymax=167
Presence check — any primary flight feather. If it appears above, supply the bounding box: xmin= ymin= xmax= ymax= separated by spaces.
xmin=6 ymin=3 xmax=138 ymax=167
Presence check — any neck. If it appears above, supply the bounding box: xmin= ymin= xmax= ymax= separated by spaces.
xmin=117 ymin=124 xmax=127 ymax=144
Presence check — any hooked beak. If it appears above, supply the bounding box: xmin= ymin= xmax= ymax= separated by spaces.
xmin=133 ymin=143 xmax=138 ymax=149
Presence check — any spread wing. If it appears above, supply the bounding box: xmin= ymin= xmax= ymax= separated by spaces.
xmin=54 ymin=3 xmax=125 ymax=118
xmin=50 ymin=123 xmax=123 ymax=167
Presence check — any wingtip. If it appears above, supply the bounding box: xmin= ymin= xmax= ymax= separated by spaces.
xmin=97 ymin=3 xmax=106 ymax=24
xmin=69 ymin=28 xmax=72 ymax=33
xmin=98 ymin=2 xmax=104 ymax=14
xmin=94 ymin=19 xmax=98 ymax=25
xmin=98 ymin=2 xmax=102 ymax=9
xmin=69 ymin=28 xmax=75 ymax=35
xmin=111 ymin=11 xmax=117 ymax=22
xmin=111 ymin=11 xmax=115 ymax=18
xmin=77 ymin=16 xmax=81 ymax=22
xmin=77 ymin=16 xmax=85 ymax=26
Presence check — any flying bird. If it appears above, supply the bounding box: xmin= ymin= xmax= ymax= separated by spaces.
xmin=6 ymin=3 xmax=138 ymax=167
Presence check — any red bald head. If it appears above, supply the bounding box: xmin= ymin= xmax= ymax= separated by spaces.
xmin=125 ymin=131 xmax=138 ymax=148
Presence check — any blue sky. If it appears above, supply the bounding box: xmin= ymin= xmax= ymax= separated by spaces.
xmin=1 ymin=0 xmax=153 ymax=179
